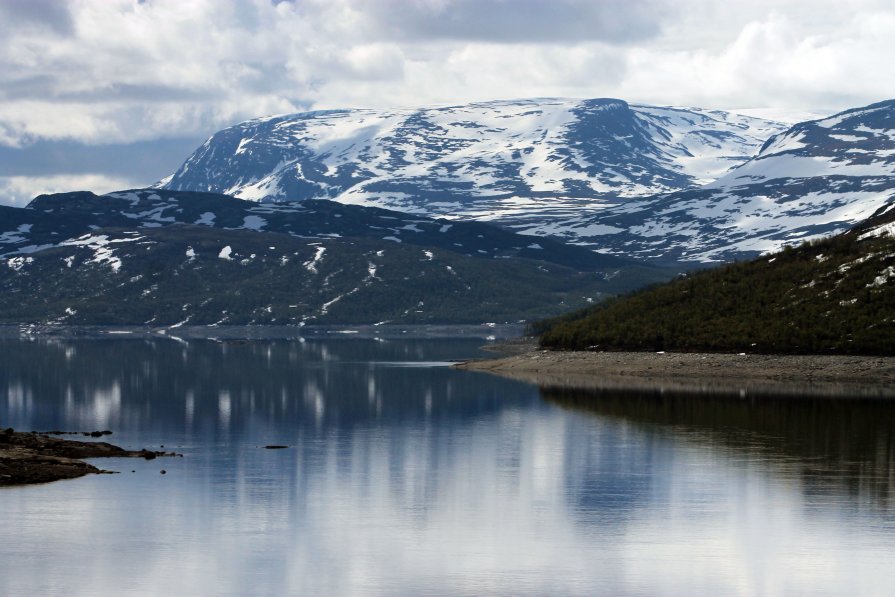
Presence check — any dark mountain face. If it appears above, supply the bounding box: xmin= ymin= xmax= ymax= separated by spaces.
xmin=0 ymin=189 xmax=672 ymax=326
xmin=22 ymin=188 xmax=638 ymax=271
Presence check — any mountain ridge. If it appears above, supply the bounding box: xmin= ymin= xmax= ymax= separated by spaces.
xmin=0 ymin=189 xmax=672 ymax=325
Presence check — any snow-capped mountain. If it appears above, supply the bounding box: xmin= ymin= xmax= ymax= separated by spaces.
xmin=162 ymin=98 xmax=784 ymax=225
xmin=559 ymin=100 xmax=895 ymax=264
xmin=159 ymin=98 xmax=895 ymax=265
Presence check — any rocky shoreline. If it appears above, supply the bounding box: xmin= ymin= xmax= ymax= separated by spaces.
xmin=0 ymin=428 xmax=177 ymax=487
xmin=456 ymin=349 xmax=895 ymax=397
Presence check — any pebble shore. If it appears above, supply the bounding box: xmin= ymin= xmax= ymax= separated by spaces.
xmin=456 ymin=349 xmax=895 ymax=397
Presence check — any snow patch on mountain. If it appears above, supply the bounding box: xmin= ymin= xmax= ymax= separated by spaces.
xmin=303 ymin=245 xmax=326 ymax=274
xmin=242 ymin=215 xmax=267 ymax=231
xmin=61 ymin=233 xmax=143 ymax=273
xmin=196 ymin=212 xmax=216 ymax=225
xmin=859 ymin=221 xmax=895 ymax=240
xmin=0 ymin=225 xmax=31 ymax=245
xmin=7 ymin=256 xmax=33 ymax=271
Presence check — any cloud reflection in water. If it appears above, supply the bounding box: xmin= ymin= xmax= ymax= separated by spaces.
xmin=1 ymin=338 xmax=894 ymax=596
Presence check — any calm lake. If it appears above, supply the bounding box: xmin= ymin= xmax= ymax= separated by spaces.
xmin=2 ymin=336 xmax=894 ymax=596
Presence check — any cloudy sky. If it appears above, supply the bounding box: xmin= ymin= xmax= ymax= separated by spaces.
xmin=2 ymin=0 xmax=894 ymax=206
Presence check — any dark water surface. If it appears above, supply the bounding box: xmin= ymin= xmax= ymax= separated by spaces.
xmin=1 ymin=338 xmax=894 ymax=596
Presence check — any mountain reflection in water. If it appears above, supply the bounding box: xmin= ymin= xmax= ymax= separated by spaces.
xmin=2 ymin=338 xmax=512 ymax=433
xmin=2 ymin=338 xmax=895 ymax=596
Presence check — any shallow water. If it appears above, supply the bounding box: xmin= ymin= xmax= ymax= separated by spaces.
xmin=1 ymin=338 xmax=894 ymax=596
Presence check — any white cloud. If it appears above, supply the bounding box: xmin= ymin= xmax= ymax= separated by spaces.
xmin=0 ymin=174 xmax=140 ymax=207
xmin=0 ymin=0 xmax=892 ymax=150
xmin=343 ymin=0 xmax=667 ymax=44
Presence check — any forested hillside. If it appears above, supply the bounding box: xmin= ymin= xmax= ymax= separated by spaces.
xmin=536 ymin=207 xmax=895 ymax=354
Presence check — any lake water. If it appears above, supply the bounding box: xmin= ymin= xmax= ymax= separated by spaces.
xmin=1 ymin=337 xmax=894 ymax=596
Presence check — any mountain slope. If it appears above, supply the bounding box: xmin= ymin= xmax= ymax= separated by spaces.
xmin=559 ymin=100 xmax=895 ymax=264
xmin=161 ymin=98 xmax=783 ymax=225
xmin=536 ymin=202 xmax=895 ymax=355
xmin=0 ymin=190 xmax=672 ymax=326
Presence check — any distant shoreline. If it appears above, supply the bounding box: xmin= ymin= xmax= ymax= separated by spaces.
xmin=455 ymin=350 xmax=895 ymax=398
xmin=0 ymin=323 xmax=525 ymax=341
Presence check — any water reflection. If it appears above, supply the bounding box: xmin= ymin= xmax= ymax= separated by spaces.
xmin=1 ymin=338 xmax=516 ymax=435
xmin=542 ymin=386 xmax=895 ymax=510
xmin=2 ymin=339 xmax=895 ymax=596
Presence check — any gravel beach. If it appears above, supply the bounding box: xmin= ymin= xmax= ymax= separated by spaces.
xmin=456 ymin=349 xmax=895 ymax=397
